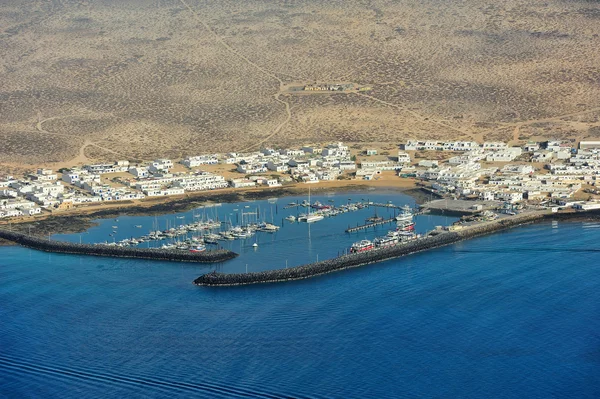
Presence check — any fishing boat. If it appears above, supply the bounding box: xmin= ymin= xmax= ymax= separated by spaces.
xmin=350 ymin=239 xmax=374 ymax=253
xmin=189 ymin=245 xmax=206 ymax=253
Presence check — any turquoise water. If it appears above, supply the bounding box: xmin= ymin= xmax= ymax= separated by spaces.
xmin=1 ymin=192 xmax=599 ymax=398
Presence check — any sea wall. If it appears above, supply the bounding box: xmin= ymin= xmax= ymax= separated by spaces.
xmin=0 ymin=229 xmax=237 ymax=263
xmin=194 ymin=211 xmax=576 ymax=286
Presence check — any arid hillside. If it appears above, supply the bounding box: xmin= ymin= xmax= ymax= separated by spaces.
xmin=1 ymin=0 xmax=599 ymax=172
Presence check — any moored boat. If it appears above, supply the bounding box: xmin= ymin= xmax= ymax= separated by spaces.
xmin=350 ymin=239 xmax=374 ymax=253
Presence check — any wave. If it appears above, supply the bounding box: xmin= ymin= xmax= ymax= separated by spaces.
xmin=0 ymin=355 xmax=282 ymax=398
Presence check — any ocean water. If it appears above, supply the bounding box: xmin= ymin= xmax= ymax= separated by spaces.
xmin=1 ymin=192 xmax=599 ymax=398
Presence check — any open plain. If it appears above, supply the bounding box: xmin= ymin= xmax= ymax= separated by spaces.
xmin=1 ymin=0 xmax=599 ymax=174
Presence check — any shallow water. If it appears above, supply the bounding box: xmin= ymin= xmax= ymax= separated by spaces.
xmin=1 ymin=192 xmax=599 ymax=398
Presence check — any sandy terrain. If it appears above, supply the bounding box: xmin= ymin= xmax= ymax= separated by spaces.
xmin=1 ymin=0 xmax=600 ymax=175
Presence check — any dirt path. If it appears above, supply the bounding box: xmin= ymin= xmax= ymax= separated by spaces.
xmin=512 ymin=125 xmax=521 ymax=142
xmin=355 ymin=92 xmax=469 ymax=135
xmin=178 ymin=0 xmax=292 ymax=148
xmin=239 ymin=93 xmax=292 ymax=152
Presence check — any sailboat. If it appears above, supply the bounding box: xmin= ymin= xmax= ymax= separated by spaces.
xmin=298 ymin=187 xmax=324 ymax=223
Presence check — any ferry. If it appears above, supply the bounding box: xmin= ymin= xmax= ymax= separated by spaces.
xmin=350 ymin=239 xmax=374 ymax=253
xmin=395 ymin=205 xmax=413 ymax=222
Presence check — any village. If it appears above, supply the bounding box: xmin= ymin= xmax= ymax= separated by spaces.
xmin=2 ymin=139 xmax=600 ymax=220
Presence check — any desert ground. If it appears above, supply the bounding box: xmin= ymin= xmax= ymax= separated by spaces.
xmin=1 ymin=0 xmax=599 ymax=174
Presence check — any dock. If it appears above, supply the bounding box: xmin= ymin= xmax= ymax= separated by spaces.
xmin=345 ymin=218 xmax=396 ymax=233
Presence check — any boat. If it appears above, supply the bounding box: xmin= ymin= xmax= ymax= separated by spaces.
xmin=350 ymin=239 xmax=374 ymax=253
xmin=267 ymin=198 xmax=278 ymax=203
xmin=252 ymin=243 xmax=258 ymax=248
xmin=258 ymin=222 xmax=280 ymax=232
xmin=374 ymin=236 xmax=397 ymax=248
xmin=134 ymin=225 xmax=142 ymax=228
xmin=298 ymin=187 xmax=324 ymax=223
xmin=189 ymin=245 xmax=206 ymax=252
xmin=395 ymin=205 xmax=413 ymax=222
xmin=298 ymin=213 xmax=324 ymax=223
xmin=285 ymin=215 xmax=296 ymax=222
xmin=398 ymin=221 xmax=415 ymax=231
xmin=176 ymin=216 xmax=185 ymax=219
xmin=112 ymin=226 xmax=118 ymax=229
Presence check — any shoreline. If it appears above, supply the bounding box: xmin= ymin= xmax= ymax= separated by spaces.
xmin=193 ymin=210 xmax=600 ymax=287
xmin=0 ymin=179 xmax=423 ymax=242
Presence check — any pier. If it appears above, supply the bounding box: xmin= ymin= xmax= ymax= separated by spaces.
xmin=345 ymin=218 xmax=396 ymax=233
xmin=194 ymin=210 xmax=600 ymax=287
xmin=0 ymin=229 xmax=238 ymax=263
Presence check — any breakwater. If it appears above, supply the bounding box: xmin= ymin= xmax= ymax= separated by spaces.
xmin=0 ymin=229 xmax=237 ymax=263
xmin=194 ymin=211 xmax=589 ymax=286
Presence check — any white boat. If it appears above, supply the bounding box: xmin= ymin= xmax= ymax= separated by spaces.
xmin=299 ymin=214 xmax=324 ymax=223
xmin=395 ymin=205 xmax=413 ymax=222
xmin=285 ymin=215 xmax=296 ymax=222
xmin=350 ymin=240 xmax=374 ymax=253
xmin=299 ymin=187 xmax=323 ymax=223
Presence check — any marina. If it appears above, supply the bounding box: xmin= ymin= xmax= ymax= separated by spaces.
xmin=48 ymin=191 xmax=456 ymax=275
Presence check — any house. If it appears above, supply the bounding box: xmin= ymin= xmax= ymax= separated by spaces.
xmin=337 ymin=161 xmax=356 ymax=171
xmin=128 ymin=167 xmax=149 ymax=179
xmin=397 ymin=152 xmax=411 ymax=164
xmin=230 ymin=179 xmax=256 ymax=188
xmin=418 ymin=160 xmax=438 ymax=168
xmin=525 ymin=142 xmax=540 ymax=152
xmin=532 ymin=150 xmax=554 ymax=162
xmin=483 ymin=142 xmax=508 ymax=151
xmin=578 ymin=141 xmax=600 ymax=150
xmin=266 ymin=161 xmax=289 ymax=173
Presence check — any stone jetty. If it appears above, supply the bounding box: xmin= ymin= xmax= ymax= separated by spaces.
xmin=194 ymin=210 xmax=594 ymax=287
xmin=0 ymin=229 xmax=237 ymax=263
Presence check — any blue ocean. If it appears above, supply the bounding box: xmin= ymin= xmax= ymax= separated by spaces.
xmin=1 ymin=191 xmax=599 ymax=398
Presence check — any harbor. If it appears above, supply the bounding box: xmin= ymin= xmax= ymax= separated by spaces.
xmin=193 ymin=209 xmax=597 ymax=286
xmin=42 ymin=191 xmax=455 ymax=274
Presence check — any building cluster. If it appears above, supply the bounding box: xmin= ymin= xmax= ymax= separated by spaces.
xmin=406 ymin=140 xmax=600 ymax=206
xmin=0 ymin=142 xmax=363 ymax=219
xmin=4 ymin=138 xmax=600 ymax=220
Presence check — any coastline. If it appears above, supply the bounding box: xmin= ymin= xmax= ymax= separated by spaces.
xmin=0 ymin=178 xmax=422 ymax=242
